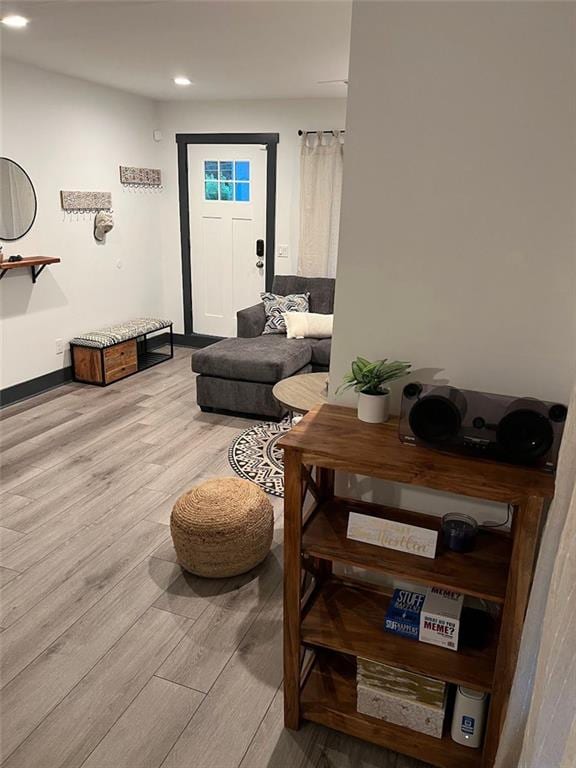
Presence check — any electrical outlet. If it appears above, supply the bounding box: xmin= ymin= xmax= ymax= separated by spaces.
xmin=55 ymin=338 xmax=64 ymax=355
xmin=278 ymin=244 xmax=289 ymax=259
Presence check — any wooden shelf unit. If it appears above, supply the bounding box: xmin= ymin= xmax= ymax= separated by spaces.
xmin=279 ymin=404 xmax=554 ymax=768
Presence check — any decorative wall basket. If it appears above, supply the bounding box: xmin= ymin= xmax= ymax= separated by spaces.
xmin=119 ymin=166 xmax=162 ymax=188
xmin=61 ymin=191 xmax=112 ymax=213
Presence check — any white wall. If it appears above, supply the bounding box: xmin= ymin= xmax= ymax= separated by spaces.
xmin=332 ymin=1 xmax=576 ymax=407
xmin=0 ymin=66 xmax=346 ymax=386
xmin=0 ymin=60 xmax=163 ymax=389
xmin=330 ymin=1 xmax=576 ymax=517
xmin=157 ymin=98 xmax=347 ymax=333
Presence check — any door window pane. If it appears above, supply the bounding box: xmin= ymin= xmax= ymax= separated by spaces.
xmin=204 ymin=161 xmax=219 ymax=179
xmin=235 ymin=161 xmax=250 ymax=181
xmin=219 ymin=161 xmax=233 ymax=180
xmin=205 ymin=181 xmax=218 ymax=200
xmin=220 ymin=182 xmax=233 ymax=201
xmin=235 ymin=182 xmax=250 ymax=202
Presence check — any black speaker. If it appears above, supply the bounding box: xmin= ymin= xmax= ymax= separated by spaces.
xmin=399 ymin=383 xmax=567 ymax=471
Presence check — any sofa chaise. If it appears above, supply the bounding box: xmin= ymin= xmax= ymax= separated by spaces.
xmin=191 ymin=275 xmax=335 ymax=419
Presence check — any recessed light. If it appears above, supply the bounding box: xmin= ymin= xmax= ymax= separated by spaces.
xmin=173 ymin=76 xmax=192 ymax=87
xmin=1 ymin=14 xmax=29 ymax=28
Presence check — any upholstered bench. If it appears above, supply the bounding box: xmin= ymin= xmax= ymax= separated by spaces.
xmin=70 ymin=318 xmax=173 ymax=385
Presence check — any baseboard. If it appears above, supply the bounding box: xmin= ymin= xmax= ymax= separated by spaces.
xmin=0 ymin=366 xmax=73 ymax=408
xmin=0 ymin=332 xmax=212 ymax=408
xmin=173 ymin=332 xmax=223 ymax=348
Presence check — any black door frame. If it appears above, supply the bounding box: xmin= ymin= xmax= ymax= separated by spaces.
xmin=176 ymin=132 xmax=279 ymax=345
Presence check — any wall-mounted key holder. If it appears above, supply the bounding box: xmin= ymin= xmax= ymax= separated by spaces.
xmin=60 ymin=190 xmax=112 ymax=213
xmin=119 ymin=166 xmax=162 ymax=188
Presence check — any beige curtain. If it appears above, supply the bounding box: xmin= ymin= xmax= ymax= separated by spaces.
xmin=495 ymin=382 xmax=576 ymax=768
xmin=298 ymin=131 xmax=344 ymax=278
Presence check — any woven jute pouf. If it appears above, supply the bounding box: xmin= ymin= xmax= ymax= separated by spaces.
xmin=170 ymin=477 xmax=274 ymax=578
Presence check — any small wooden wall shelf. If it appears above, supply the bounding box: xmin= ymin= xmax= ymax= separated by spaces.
xmin=0 ymin=257 xmax=60 ymax=283
xmin=278 ymin=404 xmax=554 ymax=768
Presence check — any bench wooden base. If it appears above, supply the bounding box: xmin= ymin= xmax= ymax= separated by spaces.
xmin=71 ymin=327 xmax=173 ymax=386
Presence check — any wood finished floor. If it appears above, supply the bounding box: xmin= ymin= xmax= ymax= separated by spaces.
xmin=0 ymin=348 xmax=428 ymax=768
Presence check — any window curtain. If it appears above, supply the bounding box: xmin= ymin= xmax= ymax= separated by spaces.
xmin=495 ymin=381 xmax=576 ymax=768
xmin=298 ymin=131 xmax=344 ymax=278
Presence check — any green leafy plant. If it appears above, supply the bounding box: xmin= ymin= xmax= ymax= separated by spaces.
xmin=337 ymin=357 xmax=412 ymax=396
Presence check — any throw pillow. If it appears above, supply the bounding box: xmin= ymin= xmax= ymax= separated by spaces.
xmin=283 ymin=312 xmax=333 ymax=339
xmin=260 ymin=291 xmax=310 ymax=334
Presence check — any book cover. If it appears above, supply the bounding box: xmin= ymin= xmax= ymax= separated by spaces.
xmin=419 ymin=586 xmax=464 ymax=651
xmin=384 ymin=588 xmax=426 ymax=640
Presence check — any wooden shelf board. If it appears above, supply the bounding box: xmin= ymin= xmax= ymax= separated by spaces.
xmin=0 ymin=257 xmax=60 ymax=270
xmin=302 ymin=580 xmax=496 ymax=692
xmin=278 ymin=404 xmax=555 ymax=503
xmin=301 ymin=652 xmax=483 ymax=768
xmin=303 ymin=497 xmax=511 ymax=603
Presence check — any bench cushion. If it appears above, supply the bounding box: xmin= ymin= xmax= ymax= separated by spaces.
xmin=192 ymin=336 xmax=312 ymax=384
xmin=71 ymin=318 xmax=171 ymax=348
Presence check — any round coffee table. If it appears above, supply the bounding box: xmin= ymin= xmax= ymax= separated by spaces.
xmin=272 ymin=372 xmax=328 ymax=417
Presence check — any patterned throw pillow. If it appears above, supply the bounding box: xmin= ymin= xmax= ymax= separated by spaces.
xmin=260 ymin=291 xmax=310 ymax=335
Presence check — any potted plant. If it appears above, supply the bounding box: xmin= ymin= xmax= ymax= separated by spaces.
xmin=338 ymin=357 xmax=412 ymax=423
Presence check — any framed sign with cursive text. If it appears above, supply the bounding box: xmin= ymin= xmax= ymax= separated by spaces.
xmin=347 ymin=511 xmax=438 ymax=559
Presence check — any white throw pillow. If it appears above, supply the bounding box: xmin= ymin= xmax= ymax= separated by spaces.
xmin=282 ymin=312 xmax=333 ymax=339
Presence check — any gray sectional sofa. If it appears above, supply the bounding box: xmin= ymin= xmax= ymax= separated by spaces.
xmin=192 ymin=275 xmax=334 ymax=419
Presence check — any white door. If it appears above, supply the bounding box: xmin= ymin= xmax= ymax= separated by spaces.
xmin=188 ymin=144 xmax=267 ymax=337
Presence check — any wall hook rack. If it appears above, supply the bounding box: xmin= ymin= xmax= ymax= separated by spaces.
xmin=60 ymin=191 xmax=112 ymax=212
xmin=119 ymin=166 xmax=162 ymax=188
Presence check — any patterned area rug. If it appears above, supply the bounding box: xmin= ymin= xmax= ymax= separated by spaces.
xmin=228 ymin=419 xmax=291 ymax=498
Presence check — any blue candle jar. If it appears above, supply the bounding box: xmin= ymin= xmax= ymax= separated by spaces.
xmin=441 ymin=513 xmax=478 ymax=553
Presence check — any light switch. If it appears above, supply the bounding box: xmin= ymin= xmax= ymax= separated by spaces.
xmin=278 ymin=245 xmax=289 ymax=259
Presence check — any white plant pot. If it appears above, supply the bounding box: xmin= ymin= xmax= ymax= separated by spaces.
xmin=357 ymin=391 xmax=390 ymax=424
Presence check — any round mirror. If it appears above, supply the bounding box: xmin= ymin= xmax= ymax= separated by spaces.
xmin=0 ymin=157 xmax=38 ymax=241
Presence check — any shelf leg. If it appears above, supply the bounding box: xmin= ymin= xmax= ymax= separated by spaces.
xmin=313 ymin=467 xmax=335 ymax=582
xmin=317 ymin=467 xmax=335 ymax=499
xmin=283 ymin=447 xmax=304 ymax=730
xmin=482 ymin=496 xmax=546 ymax=767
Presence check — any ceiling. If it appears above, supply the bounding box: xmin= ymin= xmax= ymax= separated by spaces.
xmin=0 ymin=0 xmax=352 ymax=101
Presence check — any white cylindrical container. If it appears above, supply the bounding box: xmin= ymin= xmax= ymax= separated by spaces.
xmin=357 ymin=392 xmax=390 ymax=424
xmin=451 ymin=686 xmax=488 ymax=749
